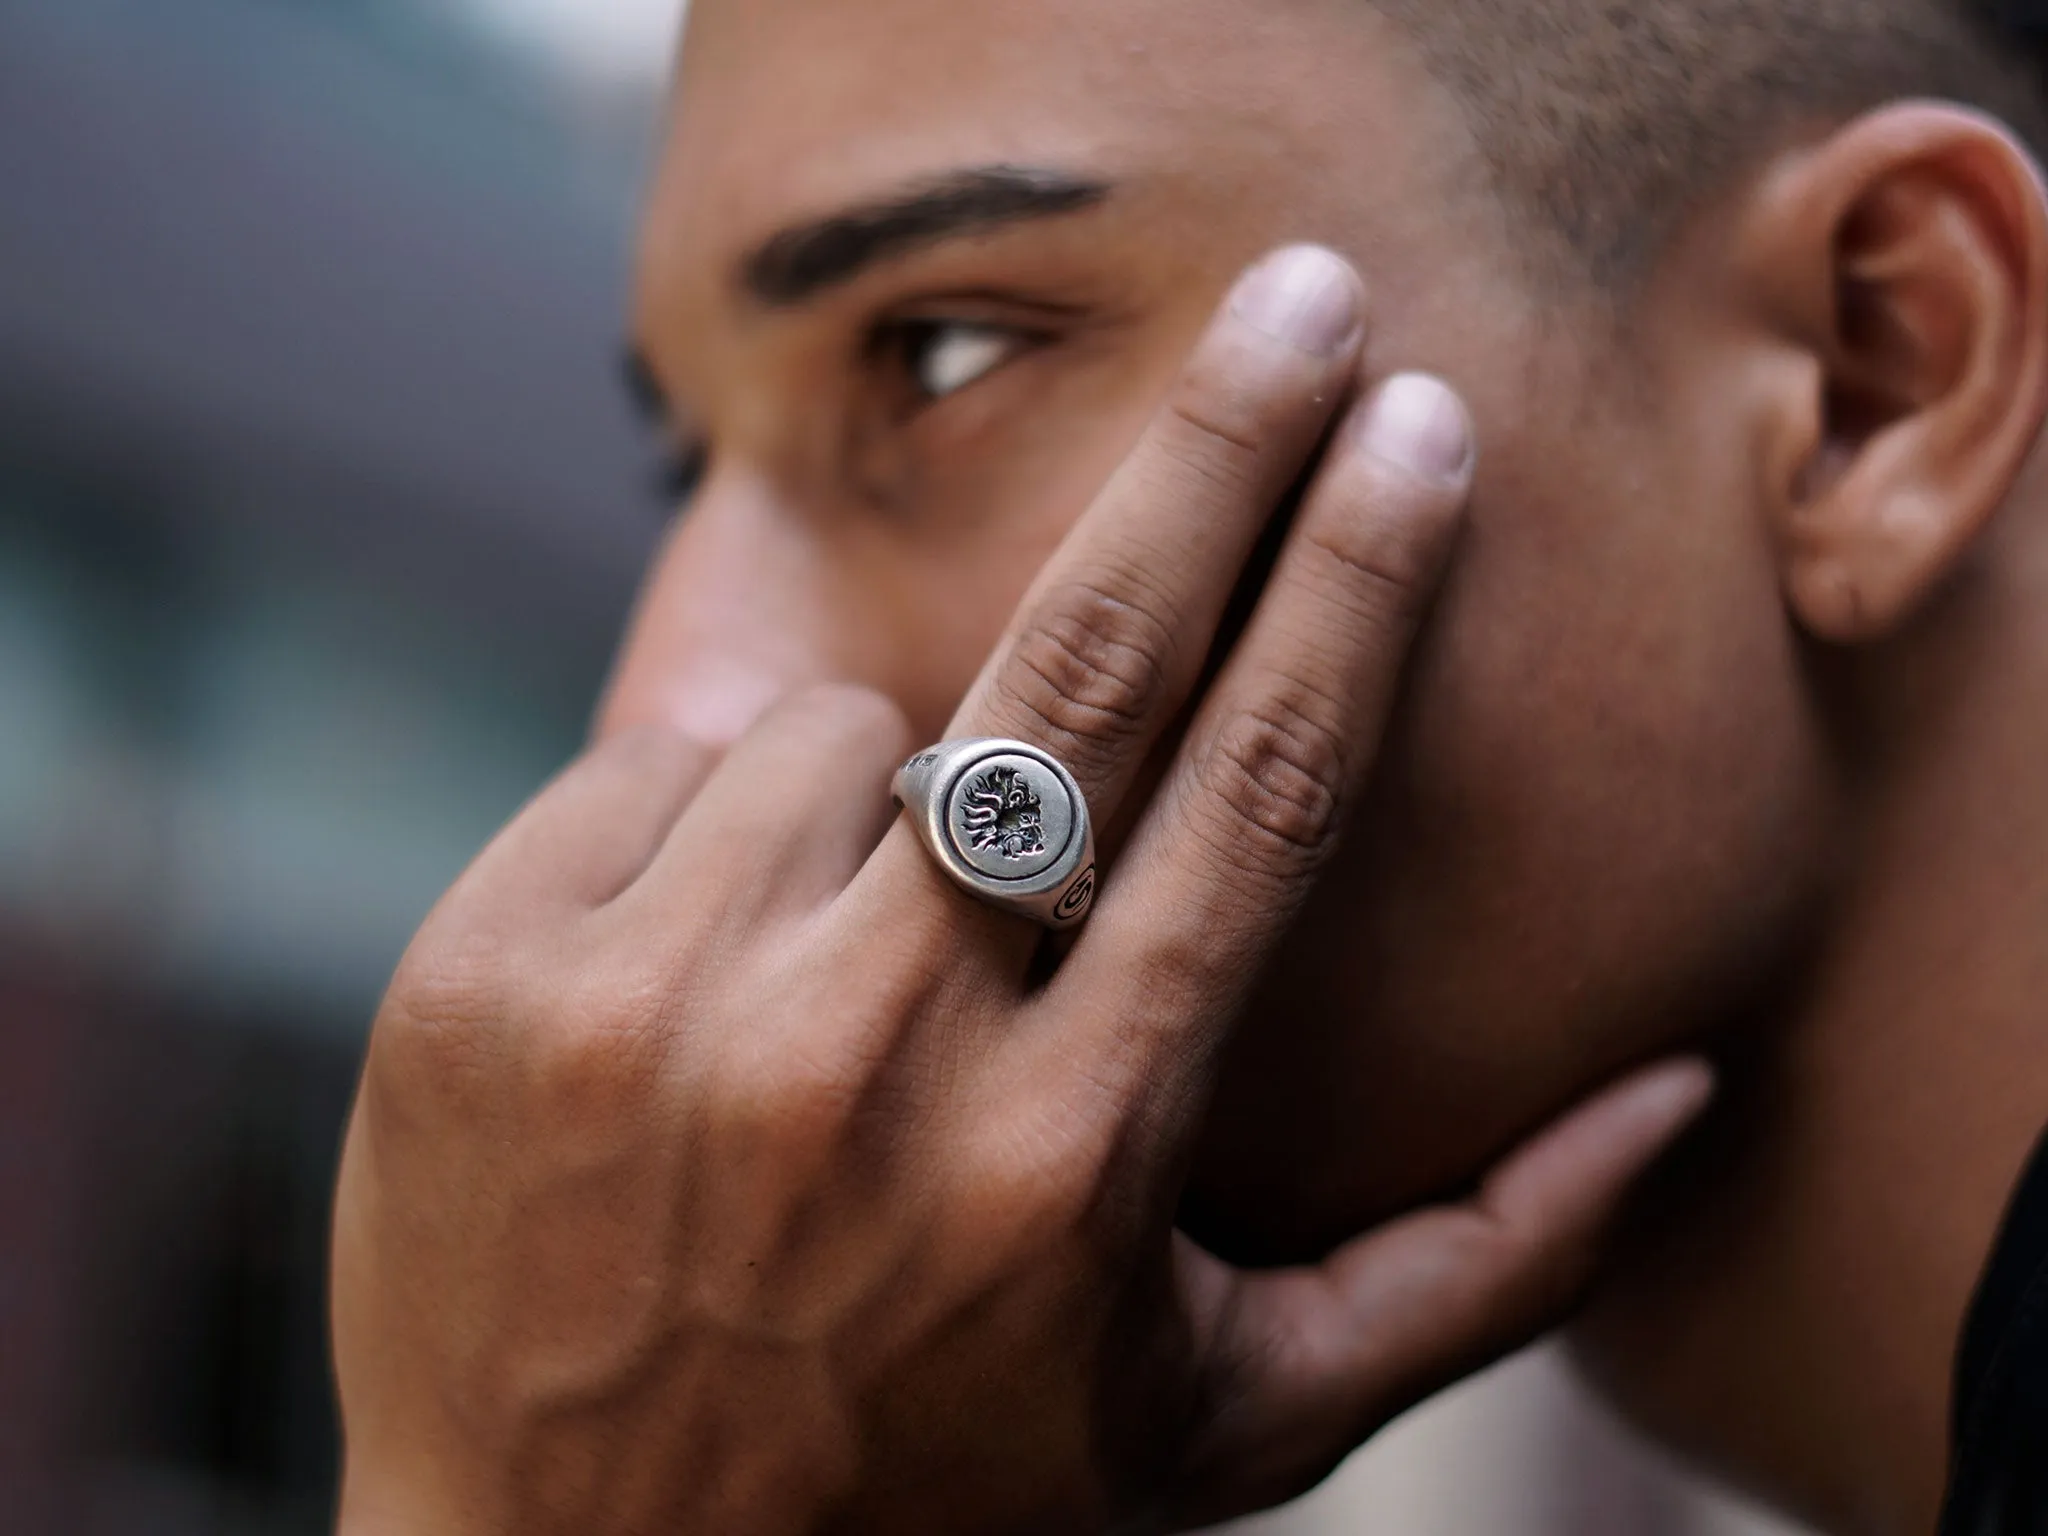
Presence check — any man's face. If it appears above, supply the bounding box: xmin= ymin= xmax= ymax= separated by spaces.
xmin=619 ymin=0 xmax=1833 ymax=1258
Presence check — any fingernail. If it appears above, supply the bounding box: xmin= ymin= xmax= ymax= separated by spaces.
xmin=1229 ymin=246 xmax=1361 ymax=358
xmin=1353 ymin=373 xmax=1474 ymax=485
xmin=662 ymin=657 xmax=788 ymax=746
xmin=1649 ymin=1059 xmax=1719 ymax=1124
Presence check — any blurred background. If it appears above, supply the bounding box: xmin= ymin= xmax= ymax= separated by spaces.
xmin=0 ymin=2 xmax=1811 ymax=1532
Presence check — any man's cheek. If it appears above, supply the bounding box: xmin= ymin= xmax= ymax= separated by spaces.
xmin=881 ymin=577 xmax=1031 ymax=741
xmin=885 ymin=501 xmax=1100 ymax=731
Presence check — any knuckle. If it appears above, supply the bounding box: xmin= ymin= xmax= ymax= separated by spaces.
xmin=599 ymin=719 xmax=710 ymax=775
xmin=1197 ymin=693 xmax=1350 ymax=866
xmin=382 ymin=923 xmax=517 ymax=1053
xmin=994 ymin=576 xmax=1176 ymax=754
xmin=1492 ymin=1211 xmax=1599 ymax=1326
xmin=379 ymin=925 xmax=672 ymax=1103
xmin=498 ymin=961 xmax=677 ymax=1115
xmin=1306 ymin=472 xmax=1461 ymax=618
xmin=1157 ymin=369 xmax=1272 ymax=500
xmin=370 ymin=925 xmax=538 ymax=1110
xmin=560 ymin=952 xmax=681 ymax=1052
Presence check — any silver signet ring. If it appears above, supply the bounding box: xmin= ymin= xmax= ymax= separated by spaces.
xmin=892 ymin=739 xmax=1098 ymax=929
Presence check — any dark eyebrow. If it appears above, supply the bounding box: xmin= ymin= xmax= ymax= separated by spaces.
xmin=739 ymin=165 xmax=1111 ymax=307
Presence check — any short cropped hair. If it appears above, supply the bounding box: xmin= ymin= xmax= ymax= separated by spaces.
xmin=1372 ymin=0 xmax=2048 ymax=283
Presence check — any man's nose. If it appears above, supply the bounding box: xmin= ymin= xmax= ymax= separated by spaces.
xmin=595 ymin=468 xmax=851 ymax=745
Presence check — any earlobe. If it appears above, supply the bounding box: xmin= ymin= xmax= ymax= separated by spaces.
xmin=1743 ymin=105 xmax=2048 ymax=644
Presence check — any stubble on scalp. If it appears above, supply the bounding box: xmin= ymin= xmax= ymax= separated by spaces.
xmin=1367 ymin=0 xmax=2048 ymax=286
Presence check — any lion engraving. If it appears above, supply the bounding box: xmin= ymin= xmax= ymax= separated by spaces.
xmin=960 ymin=767 xmax=1047 ymax=861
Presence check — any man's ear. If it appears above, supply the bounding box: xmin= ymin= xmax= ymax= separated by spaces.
xmin=1736 ymin=103 xmax=2048 ymax=643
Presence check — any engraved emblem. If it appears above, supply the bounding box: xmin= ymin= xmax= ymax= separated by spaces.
xmin=1055 ymin=866 xmax=1097 ymax=921
xmin=960 ymin=767 xmax=1048 ymax=862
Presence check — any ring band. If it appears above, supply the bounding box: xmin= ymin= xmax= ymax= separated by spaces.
xmin=893 ymin=739 xmax=1098 ymax=929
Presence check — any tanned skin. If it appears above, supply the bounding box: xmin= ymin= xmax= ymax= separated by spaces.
xmin=332 ymin=0 xmax=2048 ymax=1532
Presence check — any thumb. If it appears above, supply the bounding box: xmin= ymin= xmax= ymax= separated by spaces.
xmin=1166 ymin=1057 xmax=1715 ymax=1528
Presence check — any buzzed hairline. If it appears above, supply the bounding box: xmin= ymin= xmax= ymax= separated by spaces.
xmin=1363 ymin=0 xmax=2048 ymax=287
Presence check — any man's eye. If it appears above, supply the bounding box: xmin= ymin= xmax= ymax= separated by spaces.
xmin=898 ymin=321 xmax=1027 ymax=402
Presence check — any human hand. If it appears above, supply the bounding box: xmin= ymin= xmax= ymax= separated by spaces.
xmin=330 ymin=246 xmax=1712 ymax=1534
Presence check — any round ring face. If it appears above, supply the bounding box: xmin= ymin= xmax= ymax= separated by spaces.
xmin=943 ymin=753 xmax=1078 ymax=882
